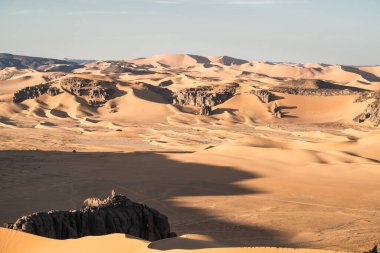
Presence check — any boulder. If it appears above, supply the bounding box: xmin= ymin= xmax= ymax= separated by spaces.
xmin=4 ymin=192 xmax=175 ymax=241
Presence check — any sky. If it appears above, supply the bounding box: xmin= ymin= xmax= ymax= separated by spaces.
xmin=0 ymin=0 xmax=379 ymax=65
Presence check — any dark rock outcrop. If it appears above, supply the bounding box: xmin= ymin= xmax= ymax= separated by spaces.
xmin=251 ymin=89 xmax=274 ymax=103
xmin=60 ymin=77 xmax=115 ymax=107
xmin=13 ymin=83 xmax=62 ymax=103
xmin=271 ymin=79 xmax=366 ymax=96
xmin=271 ymin=87 xmax=363 ymax=96
xmin=140 ymin=83 xmax=238 ymax=115
xmin=272 ymin=103 xmax=282 ymax=118
xmin=354 ymin=99 xmax=380 ymax=126
xmin=363 ymin=245 xmax=378 ymax=253
xmin=4 ymin=192 xmax=175 ymax=241
xmin=172 ymin=83 xmax=238 ymax=107
xmin=355 ymin=91 xmax=380 ymax=103
xmin=200 ymin=105 xmax=212 ymax=116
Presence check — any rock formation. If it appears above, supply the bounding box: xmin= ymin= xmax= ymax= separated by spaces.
xmin=272 ymin=103 xmax=282 ymax=118
xmin=355 ymin=91 xmax=380 ymax=103
xmin=3 ymin=192 xmax=175 ymax=241
xmin=200 ymin=105 xmax=212 ymax=116
xmin=172 ymin=83 xmax=238 ymax=107
xmin=13 ymin=83 xmax=62 ymax=103
xmin=60 ymin=77 xmax=115 ymax=107
xmin=354 ymin=99 xmax=380 ymax=126
xmin=363 ymin=245 xmax=378 ymax=253
xmin=271 ymin=87 xmax=362 ymax=96
xmin=141 ymin=83 xmax=238 ymax=115
xmin=251 ymin=89 xmax=274 ymax=103
xmin=271 ymin=79 xmax=366 ymax=96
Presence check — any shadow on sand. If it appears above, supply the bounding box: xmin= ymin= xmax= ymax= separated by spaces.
xmin=0 ymin=150 xmax=293 ymax=248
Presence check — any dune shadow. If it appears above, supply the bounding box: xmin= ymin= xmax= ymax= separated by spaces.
xmin=341 ymin=66 xmax=380 ymax=82
xmin=0 ymin=150 xmax=294 ymax=248
xmin=0 ymin=117 xmax=17 ymax=126
xmin=133 ymin=87 xmax=171 ymax=104
xmin=342 ymin=151 xmax=380 ymax=164
xmin=50 ymin=109 xmax=69 ymax=118
xmin=278 ymin=106 xmax=298 ymax=118
xmin=271 ymin=94 xmax=284 ymax=102
xmin=212 ymin=108 xmax=238 ymax=116
xmin=148 ymin=237 xmax=220 ymax=250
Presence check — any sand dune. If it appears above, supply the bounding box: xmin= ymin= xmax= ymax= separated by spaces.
xmin=0 ymin=228 xmax=350 ymax=253
xmin=0 ymin=53 xmax=379 ymax=253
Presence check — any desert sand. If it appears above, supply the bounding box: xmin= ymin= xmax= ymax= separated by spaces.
xmin=0 ymin=54 xmax=379 ymax=253
xmin=0 ymin=228 xmax=349 ymax=253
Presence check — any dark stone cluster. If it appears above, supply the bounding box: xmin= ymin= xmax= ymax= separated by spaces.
xmin=3 ymin=192 xmax=175 ymax=241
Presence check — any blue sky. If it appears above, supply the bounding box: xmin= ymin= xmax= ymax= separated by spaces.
xmin=0 ymin=0 xmax=379 ymax=65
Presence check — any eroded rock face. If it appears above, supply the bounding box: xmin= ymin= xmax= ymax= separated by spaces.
xmin=4 ymin=192 xmax=175 ymax=241
xmin=251 ymin=89 xmax=274 ymax=103
xmin=140 ymin=83 xmax=238 ymax=116
xmin=355 ymin=91 xmax=380 ymax=103
xmin=200 ymin=105 xmax=212 ymax=116
xmin=60 ymin=77 xmax=115 ymax=107
xmin=271 ymin=87 xmax=362 ymax=96
xmin=172 ymin=84 xmax=238 ymax=107
xmin=272 ymin=103 xmax=282 ymax=118
xmin=354 ymin=99 xmax=380 ymax=126
xmin=270 ymin=79 xmax=366 ymax=96
xmin=13 ymin=83 xmax=61 ymax=103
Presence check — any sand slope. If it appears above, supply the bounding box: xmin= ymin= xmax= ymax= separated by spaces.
xmin=0 ymin=228 xmax=348 ymax=253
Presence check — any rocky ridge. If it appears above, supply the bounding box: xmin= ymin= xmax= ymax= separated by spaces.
xmin=60 ymin=77 xmax=116 ymax=107
xmin=3 ymin=191 xmax=175 ymax=241
xmin=354 ymin=99 xmax=380 ymax=126
xmin=353 ymin=91 xmax=380 ymax=126
xmin=13 ymin=83 xmax=61 ymax=103
xmin=250 ymin=89 xmax=275 ymax=103
xmin=172 ymin=84 xmax=238 ymax=107
xmin=141 ymin=83 xmax=239 ymax=116
xmin=270 ymin=87 xmax=363 ymax=96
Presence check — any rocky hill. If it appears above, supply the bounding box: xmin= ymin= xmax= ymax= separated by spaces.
xmin=0 ymin=53 xmax=81 ymax=72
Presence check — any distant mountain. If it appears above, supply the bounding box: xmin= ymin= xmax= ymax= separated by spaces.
xmin=63 ymin=58 xmax=96 ymax=64
xmin=0 ymin=53 xmax=82 ymax=72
